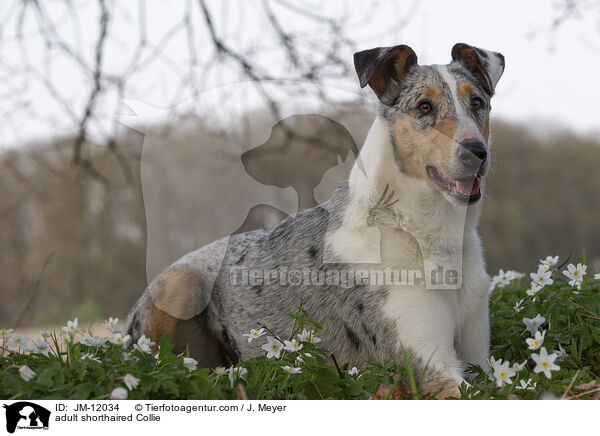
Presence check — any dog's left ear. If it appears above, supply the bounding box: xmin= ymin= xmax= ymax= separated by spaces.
xmin=451 ymin=43 xmax=505 ymax=96
xmin=353 ymin=45 xmax=418 ymax=105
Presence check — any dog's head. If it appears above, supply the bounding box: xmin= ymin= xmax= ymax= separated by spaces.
xmin=354 ymin=43 xmax=504 ymax=204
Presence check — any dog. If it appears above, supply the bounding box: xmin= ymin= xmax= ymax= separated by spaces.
xmin=126 ymin=42 xmax=504 ymax=397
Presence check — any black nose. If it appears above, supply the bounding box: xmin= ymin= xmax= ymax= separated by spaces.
xmin=457 ymin=140 xmax=487 ymax=169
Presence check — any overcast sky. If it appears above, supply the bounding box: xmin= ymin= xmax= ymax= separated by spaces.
xmin=1 ymin=0 xmax=599 ymax=149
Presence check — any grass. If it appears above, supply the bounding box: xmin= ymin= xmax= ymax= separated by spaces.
xmin=1 ymin=260 xmax=599 ymax=400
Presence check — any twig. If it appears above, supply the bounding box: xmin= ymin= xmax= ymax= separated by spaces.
xmin=330 ymin=353 xmax=344 ymax=379
xmin=235 ymin=383 xmax=249 ymax=400
xmin=555 ymin=253 xmax=572 ymax=273
xmin=72 ymin=0 xmax=110 ymax=167
xmin=309 ymin=379 xmax=325 ymax=400
xmin=257 ymin=322 xmax=284 ymax=344
xmin=8 ymin=390 xmax=32 ymax=400
xmin=197 ymin=0 xmax=281 ymax=120
xmin=560 ymin=369 xmax=580 ymax=399
xmin=570 ymin=387 xmax=600 ymax=400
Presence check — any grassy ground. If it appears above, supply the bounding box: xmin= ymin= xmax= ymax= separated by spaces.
xmin=1 ymin=258 xmax=599 ymax=400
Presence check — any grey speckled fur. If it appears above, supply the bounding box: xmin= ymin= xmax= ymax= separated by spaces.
xmin=127 ymin=182 xmax=401 ymax=367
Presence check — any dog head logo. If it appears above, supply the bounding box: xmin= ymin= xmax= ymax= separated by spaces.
xmin=3 ymin=402 xmax=50 ymax=433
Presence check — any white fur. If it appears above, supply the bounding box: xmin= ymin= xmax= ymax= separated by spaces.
xmin=436 ymin=65 xmax=486 ymax=145
xmin=478 ymin=49 xmax=505 ymax=90
xmin=328 ymin=116 xmax=491 ymax=389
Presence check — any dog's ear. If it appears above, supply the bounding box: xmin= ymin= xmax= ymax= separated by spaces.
xmin=353 ymin=45 xmax=418 ymax=105
xmin=451 ymin=43 xmax=505 ymax=96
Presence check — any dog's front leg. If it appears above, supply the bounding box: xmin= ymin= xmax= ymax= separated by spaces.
xmin=387 ymin=289 xmax=465 ymax=398
xmin=457 ymin=295 xmax=490 ymax=374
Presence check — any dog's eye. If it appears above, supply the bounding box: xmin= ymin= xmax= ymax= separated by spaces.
xmin=418 ymin=101 xmax=432 ymax=114
xmin=471 ymin=97 xmax=483 ymax=109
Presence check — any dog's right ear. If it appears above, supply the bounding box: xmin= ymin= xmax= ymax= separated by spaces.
xmin=353 ymin=45 xmax=418 ymax=105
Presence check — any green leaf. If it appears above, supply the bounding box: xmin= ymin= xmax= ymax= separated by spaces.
xmin=35 ymin=366 xmax=60 ymax=390
xmin=71 ymin=382 xmax=95 ymax=399
xmin=159 ymin=334 xmax=175 ymax=360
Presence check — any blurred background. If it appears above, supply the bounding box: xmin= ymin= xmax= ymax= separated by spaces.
xmin=1 ymin=0 xmax=599 ymax=329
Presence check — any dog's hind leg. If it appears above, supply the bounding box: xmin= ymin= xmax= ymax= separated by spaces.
xmin=147 ymin=305 xmax=237 ymax=367
xmin=127 ymin=265 xmax=237 ymax=367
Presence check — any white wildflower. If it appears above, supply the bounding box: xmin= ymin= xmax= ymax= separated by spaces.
xmin=513 ymin=299 xmax=525 ymax=312
xmin=79 ymin=332 xmax=108 ymax=348
xmin=102 ymin=317 xmax=123 ymax=333
xmin=512 ymin=360 xmax=527 ymax=372
xmin=242 ymin=328 xmax=266 ymax=343
xmin=515 ymin=378 xmax=536 ymax=390
xmin=133 ymin=335 xmax=155 ymax=354
xmin=563 ymin=263 xmax=587 ymax=287
xmin=297 ymin=329 xmax=321 ymax=344
xmin=488 ymin=355 xmax=502 ymax=370
xmin=228 ymin=366 xmax=248 ymax=388
xmin=8 ymin=334 xmax=32 ymax=352
xmin=62 ymin=318 xmax=78 ymax=336
xmin=183 ymin=357 xmax=199 ymax=372
xmin=282 ymin=365 xmax=302 ymax=374
xmin=0 ymin=328 xmax=15 ymax=340
xmin=555 ymin=343 xmax=568 ymax=362
xmin=348 ymin=367 xmax=361 ymax=377
xmin=32 ymin=338 xmax=50 ymax=356
xmin=526 ymin=283 xmax=543 ymax=297
xmin=530 ymin=267 xmax=553 ymax=287
xmin=283 ymin=339 xmax=303 ymax=352
xmin=213 ymin=366 xmax=228 ymax=376
xmin=523 ymin=314 xmax=545 ymax=335
xmin=531 ymin=347 xmax=560 ymax=379
xmin=109 ymin=387 xmax=128 ymax=400
xmin=124 ymin=374 xmax=140 ymax=390
xmin=109 ymin=332 xmax=131 ymax=347
xmin=506 ymin=270 xmax=525 ymax=281
xmin=526 ymin=330 xmax=546 ymax=351
xmin=539 ymin=256 xmax=559 ymax=271
xmin=261 ymin=336 xmax=284 ymax=359
xmin=492 ymin=360 xmax=516 ymax=387
xmin=80 ymin=353 xmax=101 ymax=363
xmin=489 ymin=269 xmax=509 ymax=291
xmin=295 ymin=352 xmax=313 ymax=365
xmin=19 ymin=365 xmax=36 ymax=382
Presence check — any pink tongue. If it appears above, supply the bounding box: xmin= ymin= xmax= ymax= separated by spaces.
xmin=457 ymin=177 xmax=480 ymax=195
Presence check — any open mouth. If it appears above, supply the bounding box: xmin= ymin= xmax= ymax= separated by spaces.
xmin=425 ymin=166 xmax=482 ymax=203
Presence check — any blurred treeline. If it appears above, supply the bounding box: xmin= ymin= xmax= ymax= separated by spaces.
xmin=1 ymin=116 xmax=599 ymax=326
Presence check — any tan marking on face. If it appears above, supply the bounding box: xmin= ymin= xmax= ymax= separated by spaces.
xmin=457 ymin=82 xmax=473 ymax=99
xmin=473 ymin=108 xmax=490 ymax=141
xmin=482 ymin=117 xmax=490 ymax=140
xmin=393 ymin=115 xmax=426 ymax=180
xmin=457 ymin=82 xmax=490 ymax=141
xmin=393 ymin=115 xmax=456 ymax=188
xmin=423 ymin=84 xmax=444 ymax=103
xmin=435 ymin=118 xmax=458 ymax=143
